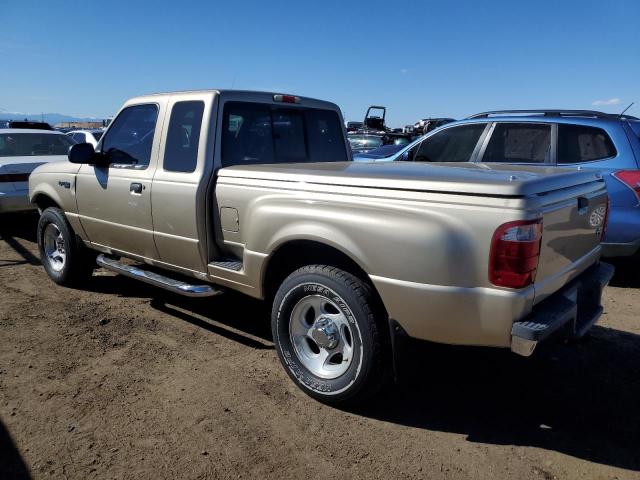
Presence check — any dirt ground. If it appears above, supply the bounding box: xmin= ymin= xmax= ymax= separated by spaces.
xmin=1 ymin=213 xmax=639 ymax=480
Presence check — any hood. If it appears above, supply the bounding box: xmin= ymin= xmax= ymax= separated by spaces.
xmin=218 ymin=161 xmax=604 ymax=197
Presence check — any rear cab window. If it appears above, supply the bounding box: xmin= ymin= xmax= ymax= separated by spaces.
xmin=482 ymin=123 xmax=551 ymax=163
xmin=221 ymin=101 xmax=348 ymax=166
xmin=557 ymin=124 xmax=616 ymax=164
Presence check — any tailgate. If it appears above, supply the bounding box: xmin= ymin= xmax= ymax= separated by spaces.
xmin=534 ymin=180 xmax=608 ymax=303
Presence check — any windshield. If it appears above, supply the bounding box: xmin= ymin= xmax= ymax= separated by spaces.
xmin=222 ymin=102 xmax=348 ymax=166
xmin=0 ymin=133 xmax=75 ymax=157
xmin=348 ymin=136 xmax=383 ymax=149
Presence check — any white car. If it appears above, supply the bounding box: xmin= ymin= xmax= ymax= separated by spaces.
xmin=67 ymin=129 xmax=104 ymax=147
xmin=0 ymin=129 xmax=75 ymax=213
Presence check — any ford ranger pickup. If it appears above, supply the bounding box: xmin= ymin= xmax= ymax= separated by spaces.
xmin=29 ymin=90 xmax=614 ymax=403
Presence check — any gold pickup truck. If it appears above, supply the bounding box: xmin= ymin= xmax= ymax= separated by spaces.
xmin=29 ymin=90 xmax=613 ymax=403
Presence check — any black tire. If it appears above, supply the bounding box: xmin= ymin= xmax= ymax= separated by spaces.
xmin=37 ymin=207 xmax=94 ymax=286
xmin=271 ymin=265 xmax=387 ymax=404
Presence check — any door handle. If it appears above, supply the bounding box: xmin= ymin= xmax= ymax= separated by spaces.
xmin=130 ymin=182 xmax=143 ymax=194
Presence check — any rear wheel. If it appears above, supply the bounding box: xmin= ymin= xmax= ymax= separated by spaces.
xmin=271 ymin=265 xmax=387 ymax=404
xmin=37 ymin=207 xmax=94 ymax=286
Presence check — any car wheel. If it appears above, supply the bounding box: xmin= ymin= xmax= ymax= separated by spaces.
xmin=37 ymin=207 xmax=94 ymax=286
xmin=272 ymin=265 xmax=387 ymax=404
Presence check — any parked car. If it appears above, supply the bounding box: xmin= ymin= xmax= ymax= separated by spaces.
xmin=30 ymin=91 xmax=613 ymax=404
xmin=413 ymin=117 xmax=456 ymax=135
xmin=352 ymin=143 xmax=406 ymax=161
xmin=345 ymin=121 xmax=363 ymax=132
xmin=347 ymin=133 xmax=384 ymax=154
xmin=0 ymin=129 xmax=75 ymax=213
xmin=0 ymin=120 xmax=53 ymax=130
xmin=67 ymin=129 xmax=104 ymax=147
xmin=365 ymin=110 xmax=640 ymax=258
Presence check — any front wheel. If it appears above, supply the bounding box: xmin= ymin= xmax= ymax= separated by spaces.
xmin=37 ymin=207 xmax=94 ymax=286
xmin=271 ymin=265 xmax=387 ymax=404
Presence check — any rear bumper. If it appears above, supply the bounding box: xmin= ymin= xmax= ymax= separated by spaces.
xmin=0 ymin=190 xmax=34 ymax=213
xmin=510 ymin=262 xmax=614 ymax=356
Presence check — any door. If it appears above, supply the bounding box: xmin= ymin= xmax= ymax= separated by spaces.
xmin=76 ymin=102 xmax=164 ymax=260
xmin=151 ymin=95 xmax=211 ymax=273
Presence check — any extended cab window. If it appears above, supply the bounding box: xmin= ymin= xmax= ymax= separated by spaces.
xmin=557 ymin=124 xmax=616 ymax=163
xmin=410 ymin=123 xmax=486 ymax=162
xmin=482 ymin=123 xmax=551 ymax=163
xmin=221 ymin=102 xmax=347 ymax=166
xmin=101 ymin=104 xmax=158 ymax=167
xmin=164 ymin=101 xmax=205 ymax=173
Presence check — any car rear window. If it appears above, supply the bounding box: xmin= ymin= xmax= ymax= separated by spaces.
xmin=221 ymin=102 xmax=347 ymax=166
xmin=0 ymin=133 xmax=75 ymax=157
xmin=482 ymin=123 xmax=551 ymax=163
xmin=557 ymin=124 xmax=616 ymax=163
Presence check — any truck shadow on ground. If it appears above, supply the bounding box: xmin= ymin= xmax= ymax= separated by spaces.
xmin=350 ymin=327 xmax=640 ymax=472
xmin=0 ymin=419 xmax=31 ymax=479
xmin=0 ymin=213 xmax=40 ymax=267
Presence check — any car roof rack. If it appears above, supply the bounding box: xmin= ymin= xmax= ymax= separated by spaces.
xmin=467 ymin=109 xmax=638 ymax=120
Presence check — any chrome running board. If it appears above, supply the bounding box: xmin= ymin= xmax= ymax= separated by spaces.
xmin=96 ymin=254 xmax=223 ymax=298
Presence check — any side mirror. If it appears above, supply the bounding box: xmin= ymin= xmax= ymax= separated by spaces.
xmin=399 ymin=151 xmax=409 ymax=162
xmin=68 ymin=143 xmax=109 ymax=167
xmin=68 ymin=143 xmax=95 ymax=164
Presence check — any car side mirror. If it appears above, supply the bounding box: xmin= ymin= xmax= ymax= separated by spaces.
xmin=68 ymin=143 xmax=109 ymax=167
xmin=399 ymin=151 xmax=409 ymax=161
xmin=68 ymin=143 xmax=95 ymax=164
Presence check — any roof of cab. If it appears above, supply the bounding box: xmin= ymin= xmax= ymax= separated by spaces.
xmin=124 ymin=89 xmax=341 ymax=110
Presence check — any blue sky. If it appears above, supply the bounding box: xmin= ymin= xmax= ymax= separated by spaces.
xmin=1 ymin=0 xmax=638 ymax=127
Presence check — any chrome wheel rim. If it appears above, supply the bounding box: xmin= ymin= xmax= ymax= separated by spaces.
xmin=43 ymin=223 xmax=66 ymax=272
xmin=289 ymin=294 xmax=355 ymax=379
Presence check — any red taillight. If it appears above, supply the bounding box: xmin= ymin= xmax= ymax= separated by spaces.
xmin=273 ymin=94 xmax=300 ymax=104
xmin=489 ymin=219 xmax=543 ymax=289
xmin=612 ymin=170 xmax=640 ymax=201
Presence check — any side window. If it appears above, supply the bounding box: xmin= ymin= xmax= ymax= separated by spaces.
xmin=483 ymin=123 xmax=551 ymax=163
xmin=413 ymin=123 xmax=486 ymax=163
xmin=558 ymin=124 xmax=616 ymax=163
xmin=163 ymin=101 xmax=205 ymax=173
xmin=72 ymin=133 xmax=85 ymax=143
xmin=101 ymin=104 xmax=158 ymax=167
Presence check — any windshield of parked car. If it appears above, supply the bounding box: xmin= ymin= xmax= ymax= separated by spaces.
xmin=222 ymin=102 xmax=348 ymax=166
xmin=348 ymin=136 xmax=384 ymax=149
xmin=0 ymin=133 xmax=75 ymax=157
xmin=92 ymin=131 xmax=104 ymax=141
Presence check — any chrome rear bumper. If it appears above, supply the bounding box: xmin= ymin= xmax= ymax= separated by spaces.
xmin=510 ymin=262 xmax=615 ymax=356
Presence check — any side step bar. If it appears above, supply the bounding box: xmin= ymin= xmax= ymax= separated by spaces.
xmin=96 ymin=254 xmax=223 ymax=298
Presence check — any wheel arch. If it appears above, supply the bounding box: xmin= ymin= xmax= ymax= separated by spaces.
xmin=261 ymin=239 xmax=387 ymax=316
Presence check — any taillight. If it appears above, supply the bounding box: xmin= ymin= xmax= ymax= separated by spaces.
xmin=612 ymin=170 xmax=640 ymax=201
xmin=489 ymin=219 xmax=543 ymax=289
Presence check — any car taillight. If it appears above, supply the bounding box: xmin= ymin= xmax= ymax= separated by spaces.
xmin=612 ymin=170 xmax=640 ymax=201
xmin=489 ymin=219 xmax=543 ymax=289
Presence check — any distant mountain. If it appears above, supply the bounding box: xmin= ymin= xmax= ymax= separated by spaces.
xmin=0 ymin=112 xmax=107 ymax=125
